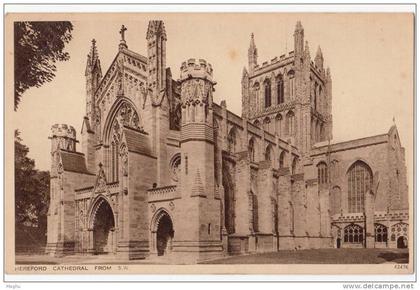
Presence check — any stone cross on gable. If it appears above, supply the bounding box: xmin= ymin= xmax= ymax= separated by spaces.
xmin=120 ymin=25 xmax=127 ymax=41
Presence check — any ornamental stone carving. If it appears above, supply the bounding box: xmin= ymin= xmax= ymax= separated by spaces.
xmin=119 ymin=142 xmax=128 ymax=176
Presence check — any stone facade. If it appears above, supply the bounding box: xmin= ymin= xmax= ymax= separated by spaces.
xmin=46 ymin=20 xmax=409 ymax=262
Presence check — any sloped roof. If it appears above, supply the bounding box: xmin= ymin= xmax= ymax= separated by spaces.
xmin=123 ymin=127 xmax=154 ymax=157
xmin=59 ymin=150 xmax=93 ymax=175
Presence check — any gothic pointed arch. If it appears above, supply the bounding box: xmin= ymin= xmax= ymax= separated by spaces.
xmin=263 ymin=78 xmax=272 ymax=108
xmin=248 ymin=137 xmax=257 ymax=163
xmin=275 ymin=113 xmax=282 ymax=136
xmin=347 ymin=160 xmax=373 ymax=213
xmin=265 ymin=143 xmax=274 ymax=167
xmin=102 ymin=98 xmax=141 ymax=182
xmin=103 ymin=97 xmax=143 ymax=143
xmin=374 ymin=223 xmax=388 ymax=243
xmin=276 ymin=73 xmax=284 ymax=104
xmin=151 ymin=207 xmax=174 ymax=232
xmin=291 ymin=156 xmax=299 ymax=175
xmin=150 ymin=208 xmax=175 ymax=256
xmin=87 ymin=194 xmax=116 ymax=230
xmin=279 ymin=150 xmax=286 ymax=169
xmin=343 ymin=223 xmax=364 ymax=244
xmin=252 ymin=82 xmax=260 ymax=110
xmin=286 ymin=110 xmax=295 ymax=136
xmin=317 ymin=161 xmax=328 ymax=185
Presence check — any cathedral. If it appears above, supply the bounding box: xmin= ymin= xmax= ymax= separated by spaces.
xmin=45 ymin=20 xmax=409 ymax=262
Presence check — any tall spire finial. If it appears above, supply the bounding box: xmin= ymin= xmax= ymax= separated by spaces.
xmin=248 ymin=32 xmax=258 ymax=73
xmin=250 ymin=32 xmax=256 ymax=48
xmin=295 ymin=20 xmax=303 ymax=32
xmin=294 ymin=20 xmax=304 ymax=55
xmin=119 ymin=24 xmax=128 ymax=50
xmin=86 ymin=38 xmax=100 ymax=75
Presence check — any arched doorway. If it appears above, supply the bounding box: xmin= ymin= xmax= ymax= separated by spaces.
xmin=156 ymin=212 xmax=174 ymax=256
xmin=92 ymin=199 xmax=115 ymax=254
xmin=397 ymin=236 xmax=408 ymax=249
xmin=337 ymin=238 xmax=341 ymax=248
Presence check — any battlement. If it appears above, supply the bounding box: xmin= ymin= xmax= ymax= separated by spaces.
xmin=51 ymin=124 xmax=76 ymax=140
xmin=180 ymin=58 xmax=213 ymax=82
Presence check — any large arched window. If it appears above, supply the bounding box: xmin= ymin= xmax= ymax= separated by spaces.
xmin=288 ymin=70 xmax=295 ymax=100
xmin=344 ymin=224 xmax=364 ymax=244
xmin=286 ymin=111 xmax=295 ymax=136
xmin=277 ymin=75 xmax=284 ymax=104
xmin=253 ymin=82 xmax=260 ymax=110
xmin=347 ymin=161 xmax=372 ymax=213
xmin=227 ymin=128 xmax=237 ymax=154
xmin=264 ymin=79 xmax=271 ymax=108
xmin=317 ymin=162 xmax=328 ymax=185
xmin=375 ymin=224 xmax=388 ymax=243
xmin=105 ymin=101 xmax=142 ymax=182
xmin=248 ymin=138 xmax=256 ymax=163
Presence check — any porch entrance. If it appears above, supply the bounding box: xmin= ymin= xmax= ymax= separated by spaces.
xmin=92 ymin=199 xmax=115 ymax=254
xmin=156 ymin=212 xmax=174 ymax=256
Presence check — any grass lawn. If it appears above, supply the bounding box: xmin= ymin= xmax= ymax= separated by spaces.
xmin=16 ymin=248 xmax=408 ymax=265
xmin=201 ymin=248 xmax=409 ymax=264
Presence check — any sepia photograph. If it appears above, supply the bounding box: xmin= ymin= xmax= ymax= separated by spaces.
xmin=4 ymin=9 xmax=414 ymax=277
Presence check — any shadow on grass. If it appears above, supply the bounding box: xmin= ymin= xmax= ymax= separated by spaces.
xmin=378 ymin=251 xmax=409 ymax=264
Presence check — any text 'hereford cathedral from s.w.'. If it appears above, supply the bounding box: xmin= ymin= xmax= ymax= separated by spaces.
xmin=45 ymin=20 xmax=409 ymax=263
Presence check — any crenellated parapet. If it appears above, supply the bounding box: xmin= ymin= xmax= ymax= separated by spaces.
xmin=180 ymin=58 xmax=214 ymax=82
xmin=50 ymin=124 xmax=78 ymax=153
xmin=179 ymin=58 xmax=216 ymax=125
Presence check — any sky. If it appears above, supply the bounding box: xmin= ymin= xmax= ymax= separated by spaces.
xmin=12 ymin=13 xmax=413 ymax=182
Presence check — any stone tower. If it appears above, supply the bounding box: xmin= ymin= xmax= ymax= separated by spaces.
xmin=46 ymin=124 xmax=78 ymax=256
xmin=82 ymin=39 xmax=102 ymax=173
xmin=240 ymin=21 xmax=333 ymax=154
xmin=173 ymin=59 xmax=223 ymax=261
xmin=146 ymin=20 xmax=170 ymax=185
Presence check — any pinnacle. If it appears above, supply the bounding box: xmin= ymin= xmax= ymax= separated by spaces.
xmin=295 ymin=20 xmax=303 ymax=31
xmin=305 ymin=41 xmax=310 ymax=51
xmin=242 ymin=66 xmax=248 ymax=76
xmin=316 ymin=45 xmax=323 ymax=57
xmin=192 ymin=169 xmax=205 ymax=196
xmin=249 ymin=32 xmax=256 ymax=48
